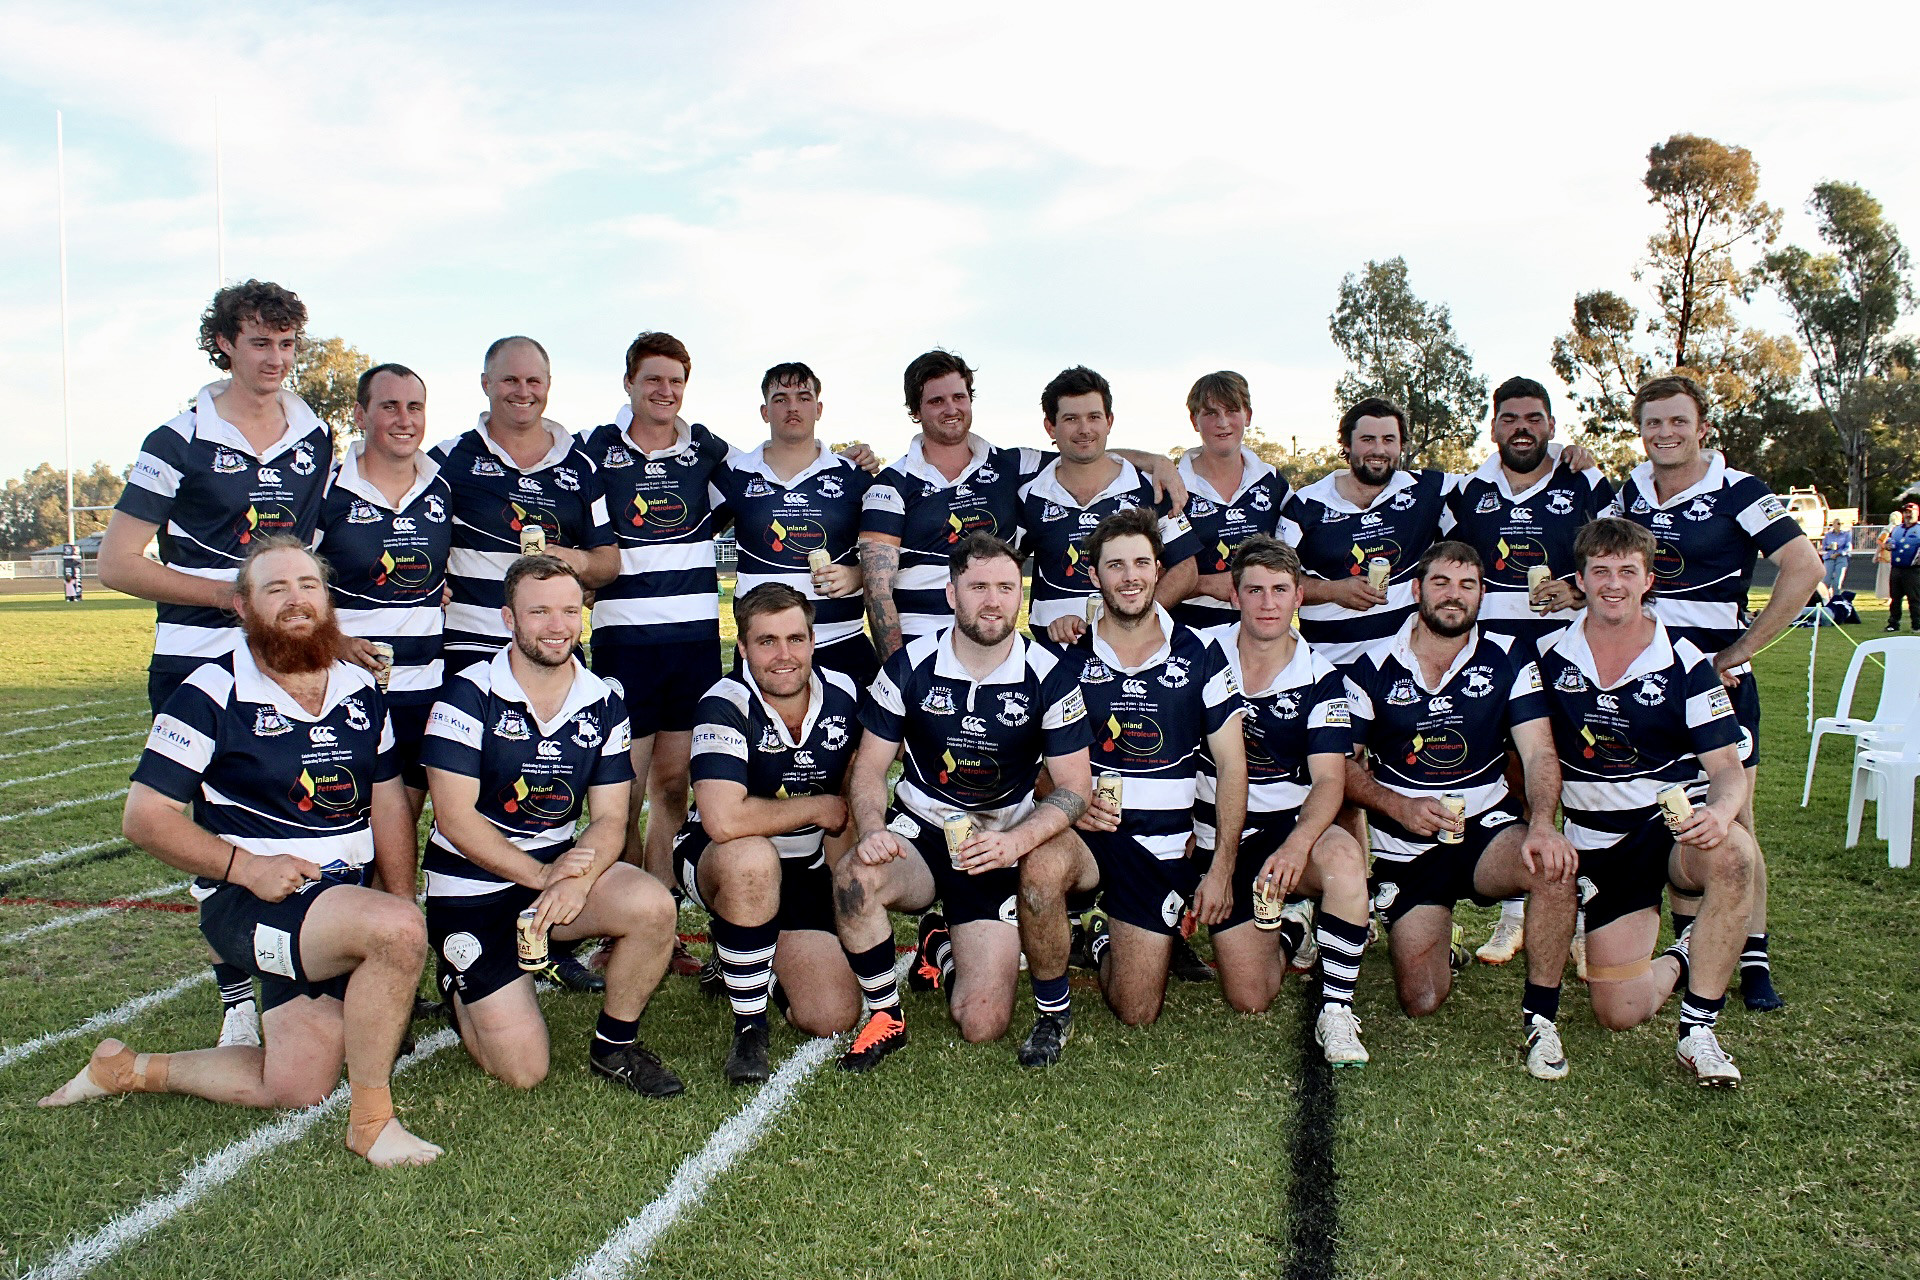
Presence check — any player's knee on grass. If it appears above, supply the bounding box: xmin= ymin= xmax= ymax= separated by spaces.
xmin=831 ymin=857 xmax=885 ymax=923
xmin=786 ymin=986 xmax=860 ymax=1037
xmin=1220 ymin=968 xmax=1279 ymax=1015
xmin=600 ymin=864 xmax=678 ymax=940
xmin=704 ymin=838 xmax=782 ymax=924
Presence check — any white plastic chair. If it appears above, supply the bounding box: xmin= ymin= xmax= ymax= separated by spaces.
xmin=1803 ymin=637 xmax=1920 ymax=806
xmin=1848 ymin=739 xmax=1920 ymax=868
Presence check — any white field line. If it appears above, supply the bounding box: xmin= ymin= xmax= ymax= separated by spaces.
xmin=5 ymin=696 xmax=144 ymax=720
xmin=0 ymin=972 xmax=210 ymax=1073
xmin=0 ymin=788 xmax=128 ymax=825
xmin=0 ymin=756 xmax=137 ymax=791
xmin=0 ymin=880 xmax=192 ymax=945
xmin=0 ymin=730 xmax=143 ymax=766
xmin=0 ymin=711 xmax=146 ymax=741
xmin=557 ymin=953 xmax=910 ymax=1280
xmin=21 ymin=1028 xmax=459 ymax=1280
xmin=0 ymin=838 xmax=123 ymax=876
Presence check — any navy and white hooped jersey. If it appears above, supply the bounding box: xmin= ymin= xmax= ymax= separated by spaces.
xmin=1170 ymin=448 xmax=1290 ymax=631
xmin=1344 ymin=617 xmax=1548 ymax=862
xmin=1016 ymin=458 xmax=1200 ymax=629
xmin=715 ymin=443 xmax=872 ymax=650
xmin=860 ymin=435 xmax=1051 ymax=639
xmin=131 ymin=645 xmax=396 ymax=901
xmin=582 ymin=411 xmax=735 ymax=651
xmin=114 ymin=383 xmax=332 ymax=677
xmin=1072 ymin=607 xmax=1243 ymax=860
xmin=688 ymin=666 xmax=863 ymax=861
xmin=1605 ymin=453 xmax=1802 ymax=665
xmin=1534 ymin=616 xmax=1742 ymax=852
xmin=1196 ymin=624 xmax=1351 ymax=845
xmin=419 ymin=649 xmax=635 ymax=898
xmin=316 ymin=444 xmax=452 ymax=707
xmin=1442 ymin=448 xmax=1614 ymax=644
xmin=1281 ymin=468 xmax=1454 ymax=665
xmin=862 ymin=629 xmax=1090 ymax=828
xmin=430 ymin=419 xmax=614 ymax=659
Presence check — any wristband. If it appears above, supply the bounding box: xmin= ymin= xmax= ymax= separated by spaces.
xmin=222 ymin=843 xmax=238 ymax=883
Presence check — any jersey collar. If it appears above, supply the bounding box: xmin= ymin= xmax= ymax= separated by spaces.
xmin=1388 ymin=613 xmax=1482 ymax=693
xmin=1024 ymin=455 xmax=1140 ymax=508
xmin=1469 ymin=443 xmax=1566 ymax=503
xmin=191 ymin=382 xmax=326 ymax=461
xmin=1216 ymin=621 xmax=1315 ymax=696
xmin=474 ymin=415 xmax=575 ymax=473
xmin=932 ymin=625 xmax=1030 ymax=686
xmin=1178 ymin=447 xmax=1274 ymax=505
xmin=895 ymin=433 xmax=992 ymax=489
xmin=230 ymin=640 xmax=374 ymax=723
xmin=486 ymin=647 xmax=610 ymax=737
xmin=332 ymin=441 xmax=443 ymax=512
xmin=1090 ymin=603 xmax=1177 ymax=675
xmin=1550 ymin=611 xmax=1677 ymax=688
xmin=734 ymin=440 xmax=838 ymax=488
xmin=1297 ymin=467 xmax=1418 ymax=514
xmin=1628 ymin=450 xmax=1727 ymax=509
xmin=613 ymin=406 xmax=698 ymax=459
xmin=741 ymin=663 xmax=828 ymax=746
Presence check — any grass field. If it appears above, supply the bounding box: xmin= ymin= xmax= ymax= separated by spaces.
xmin=1 ymin=589 xmax=1917 ymax=1279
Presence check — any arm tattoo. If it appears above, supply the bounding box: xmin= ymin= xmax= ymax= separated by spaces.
xmin=1041 ymin=788 xmax=1088 ymax=823
xmin=860 ymin=538 xmax=905 ymax=658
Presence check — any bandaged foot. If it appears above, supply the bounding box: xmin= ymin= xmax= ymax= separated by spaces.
xmin=345 ymin=1083 xmax=442 ymax=1167
xmin=38 ymin=1039 xmax=170 ymax=1107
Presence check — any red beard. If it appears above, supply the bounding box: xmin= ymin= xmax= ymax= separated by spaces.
xmin=242 ymin=602 xmax=345 ymax=675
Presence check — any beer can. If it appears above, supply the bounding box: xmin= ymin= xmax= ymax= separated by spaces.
xmin=1095 ymin=772 xmax=1124 ymax=814
xmin=1658 ymin=784 xmax=1694 ymax=832
xmin=1437 ymin=793 xmax=1466 ymax=844
xmin=520 ymin=524 xmax=547 ymax=556
xmin=370 ymin=641 xmax=394 ymax=691
xmin=1527 ymin=564 xmax=1553 ymax=612
xmin=943 ymin=812 xmax=974 ymax=870
xmin=1253 ymin=880 xmax=1284 ymax=931
xmin=1367 ymin=556 xmax=1390 ymax=590
xmin=808 ymin=549 xmax=833 ymax=576
xmin=515 ymin=907 xmax=549 ymax=972
xmin=1085 ymin=595 xmax=1101 ymax=626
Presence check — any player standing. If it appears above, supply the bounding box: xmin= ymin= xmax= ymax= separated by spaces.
xmin=1166 ymin=371 xmax=1292 ymax=632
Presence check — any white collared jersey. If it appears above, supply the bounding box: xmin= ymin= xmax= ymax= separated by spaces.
xmin=1071 ymin=610 xmax=1243 ymax=859
xmin=1533 ymin=618 xmax=1742 ymax=851
xmin=1604 ymin=454 xmax=1802 ymax=661
xmin=419 ymin=650 xmax=635 ymax=898
xmin=1442 ymin=453 xmax=1614 ymax=645
xmin=862 ymin=629 xmax=1091 ymax=828
xmin=581 ymin=411 xmax=735 ymax=650
xmin=1281 ymin=468 xmax=1454 ymax=665
xmin=714 ymin=445 xmax=872 ymax=649
xmin=1015 ymin=458 xmax=1201 ymax=628
xmin=430 ymin=420 xmax=614 ymax=659
xmin=131 ymin=647 xmax=396 ymax=900
xmin=1195 ymin=624 xmax=1350 ymax=845
xmin=114 ymin=384 xmax=332 ymax=678
xmin=860 ymin=436 xmax=1051 ymax=638
xmin=315 ymin=445 xmax=453 ymax=707
xmin=1170 ymin=449 xmax=1291 ymax=631
xmin=688 ymin=668 xmax=863 ymax=861
xmin=1343 ymin=620 xmax=1548 ymax=861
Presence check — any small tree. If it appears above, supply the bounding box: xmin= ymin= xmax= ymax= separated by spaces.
xmin=291 ymin=336 xmax=373 ymax=460
xmin=1329 ymin=257 xmax=1488 ymax=468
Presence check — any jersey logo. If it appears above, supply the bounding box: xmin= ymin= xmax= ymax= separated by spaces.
xmin=820 ymin=716 xmax=850 ymax=750
xmin=975 ymin=464 xmax=1000 ymax=484
xmin=309 ymin=725 xmax=337 ymax=745
xmin=1360 ymin=511 xmax=1385 ymax=529
xmin=253 ymin=706 xmax=291 ymax=737
xmin=1597 ymin=692 xmax=1621 ymax=712
xmin=961 ymin=715 xmax=987 ymax=735
xmin=794 ymin=749 xmax=816 ymax=767
xmin=571 ymin=713 xmax=602 ymax=748
xmin=1475 ymin=493 xmax=1501 ymax=513
xmin=1389 ymin=488 xmax=1418 ymax=511
xmin=1707 ymin=685 xmax=1733 ymax=717
xmin=257 ymin=467 xmax=283 ymax=486
xmin=1225 ymin=508 xmax=1245 ymax=523
xmin=393 ymin=516 xmax=416 ymax=534
xmin=1683 ymin=496 xmax=1715 ymax=522
xmin=1319 ymin=508 xmax=1350 ymax=524
xmin=213 ymin=447 xmax=248 ymax=475
xmin=516 ymin=476 xmax=544 ymax=495
xmin=1041 ymin=502 xmax=1068 ymax=523
xmin=1386 ymin=679 xmax=1419 ymax=706
xmin=471 ymin=458 xmax=505 ymax=477
xmin=783 ymin=492 xmax=808 ymax=506
xmin=1274 ymin=690 xmax=1302 ymax=718
xmin=954 ymin=483 xmax=974 ymax=500
xmin=1059 ymin=687 xmax=1087 ymax=723
xmin=1077 ymin=510 xmax=1101 ymax=529
xmin=1324 ymin=701 xmax=1352 ymax=727
xmin=1249 ymin=488 xmax=1272 ymax=512
xmin=1651 ymin=512 xmax=1674 ymax=529
xmin=1427 ymin=696 xmax=1453 ymax=715
xmin=291 ymin=443 xmax=318 ymax=476
xmin=425 ymin=494 xmax=447 ymax=523
xmin=494 ymin=709 xmax=530 ymax=741
xmin=1630 ymin=496 xmax=1651 ymax=514
xmin=995 ymin=692 xmax=1029 ymax=727
xmin=676 ymin=448 xmax=700 ymax=467
xmin=603 ymin=445 xmax=634 ymax=469
xmin=1547 ymin=490 xmax=1576 ymax=515
xmin=442 ymin=932 xmax=482 ymax=972
xmin=1122 ymin=678 xmax=1149 ymax=697
xmin=1158 ymin=657 xmax=1191 ymax=689
xmin=1632 ymin=673 xmax=1669 ymax=706
xmin=1461 ymin=667 xmax=1495 ymax=698
xmin=920 ymin=686 xmax=957 ymax=715
xmin=554 ymin=468 xmax=581 ymax=492
xmin=1080 ymin=660 xmax=1113 ymax=683
xmin=1758 ymin=493 xmax=1788 ymax=522
xmin=1189 ymin=497 xmax=1215 ymax=517
xmin=819 ymin=476 xmax=844 ymax=499
xmin=1510 ymin=506 xmax=1534 ymax=522
xmin=1551 ymin=666 xmax=1587 ymax=695
xmin=537 ymin=739 xmax=563 ymax=759
xmin=758 ymin=724 xmax=786 ymax=752
xmin=342 ymin=697 xmax=371 ymax=732
xmin=348 ymin=502 xmax=381 ymax=524
xmin=743 ymin=477 xmax=774 ymax=498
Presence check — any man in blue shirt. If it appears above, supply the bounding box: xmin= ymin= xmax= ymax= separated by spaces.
xmin=1885 ymin=503 xmax=1920 ymax=630
xmin=1819 ymin=521 xmax=1853 ymax=599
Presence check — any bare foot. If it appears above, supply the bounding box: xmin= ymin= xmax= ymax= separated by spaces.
xmin=353 ymin=1117 xmax=443 ymax=1168
xmin=39 ymin=1038 xmax=128 ymax=1107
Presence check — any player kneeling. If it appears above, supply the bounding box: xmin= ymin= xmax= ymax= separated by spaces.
xmin=1202 ymin=537 xmax=1373 ymax=1066
xmin=40 ymin=539 xmax=439 ymax=1167
xmin=1535 ymin=518 xmax=1756 ymax=1086
xmin=423 ymin=556 xmax=683 ymax=1096
xmin=673 ymin=585 xmax=863 ymax=1084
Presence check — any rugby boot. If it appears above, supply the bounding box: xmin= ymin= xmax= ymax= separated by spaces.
xmin=724 ymin=1024 xmax=771 ymax=1086
xmin=1017 ymin=1010 xmax=1073 ymax=1068
xmin=837 ymin=1009 xmax=908 ymax=1073
xmin=590 ymin=1039 xmax=685 ymax=1097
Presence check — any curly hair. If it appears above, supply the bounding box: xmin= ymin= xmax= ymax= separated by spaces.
xmin=198 ymin=281 xmax=308 ymax=370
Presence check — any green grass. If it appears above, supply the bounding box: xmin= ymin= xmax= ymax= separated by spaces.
xmin=0 ymin=589 xmax=1916 ymax=1278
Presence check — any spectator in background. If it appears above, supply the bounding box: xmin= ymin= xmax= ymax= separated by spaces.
xmin=1886 ymin=503 xmax=1920 ymax=631
xmin=1819 ymin=521 xmax=1852 ymax=598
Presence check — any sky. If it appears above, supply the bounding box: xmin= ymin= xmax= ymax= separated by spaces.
xmin=4 ymin=0 xmax=1918 ymax=483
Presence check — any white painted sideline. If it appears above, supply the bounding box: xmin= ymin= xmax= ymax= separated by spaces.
xmin=21 ymin=1027 xmax=458 ymax=1280
xmin=0 ymin=972 xmax=210 ymax=1073
xmin=0 ymin=756 xmax=137 ymax=791
xmin=0 ymin=731 xmax=142 ymax=766
xmin=0 ymin=838 xmax=122 ymax=876
xmin=0 ymin=788 xmax=129 ymax=824
xmin=6 ymin=696 xmax=143 ymax=720
xmin=0 ymin=880 xmax=191 ymax=945
xmin=0 ymin=711 xmax=144 ymax=741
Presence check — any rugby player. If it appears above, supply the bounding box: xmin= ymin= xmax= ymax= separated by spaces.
xmin=1166 ymin=371 xmax=1292 ymax=632
xmin=1202 ymin=536 xmax=1373 ymax=1066
xmin=674 ymin=584 xmax=863 ymax=1084
xmin=831 ymin=533 xmax=1093 ymax=1071
xmin=1281 ymin=397 xmax=1454 ymax=666
xmin=860 ymin=350 xmax=1187 ymax=659
xmin=1015 ymin=507 xmax=1245 ymax=1065
xmin=41 ymin=539 xmax=441 ymax=1167
xmin=316 ymin=364 xmax=450 ymax=822
xmin=1342 ymin=542 xmax=1581 ymax=1080
xmin=98 ymin=280 xmax=330 ymax=1048
xmin=1442 ymin=376 xmax=1612 ymax=966
xmin=1534 ymin=518 xmax=1758 ymax=1085
xmin=422 ymin=557 xmax=683 ymax=1096
xmin=1605 ymin=374 xmax=1822 ymax=1011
